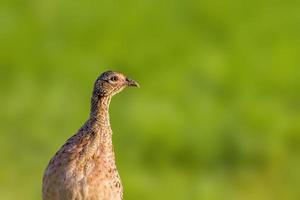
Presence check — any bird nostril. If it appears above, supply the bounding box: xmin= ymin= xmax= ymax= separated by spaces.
xmin=126 ymin=78 xmax=139 ymax=87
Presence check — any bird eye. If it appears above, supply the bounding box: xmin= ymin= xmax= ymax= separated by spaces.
xmin=110 ymin=76 xmax=118 ymax=81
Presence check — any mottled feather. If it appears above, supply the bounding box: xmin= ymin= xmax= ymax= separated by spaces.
xmin=42 ymin=71 xmax=139 ymax=200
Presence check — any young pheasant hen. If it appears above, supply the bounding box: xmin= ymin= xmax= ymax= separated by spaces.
xmin=42 ymin=71 xmax=139 ymax=200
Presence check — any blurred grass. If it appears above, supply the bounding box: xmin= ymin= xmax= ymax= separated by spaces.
xmin=0 ymin=0 xmax=300 ymax=199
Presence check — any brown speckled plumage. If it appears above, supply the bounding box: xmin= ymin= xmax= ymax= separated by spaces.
xmin=42 ymin=71 xmax=139 ymax=200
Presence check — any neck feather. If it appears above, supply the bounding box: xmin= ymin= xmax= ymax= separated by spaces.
xmin=89 ymin=94 xmax=113 ymax=147
xmin=90 ymin=95 xmax=111 ymax=124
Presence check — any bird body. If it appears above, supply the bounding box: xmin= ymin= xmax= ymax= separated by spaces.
xmin=42 ymin=71 xmax=139 ymax=200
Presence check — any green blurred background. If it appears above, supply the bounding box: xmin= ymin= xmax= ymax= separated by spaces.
xmin=0 ymin=0 xmax=300 ymax=199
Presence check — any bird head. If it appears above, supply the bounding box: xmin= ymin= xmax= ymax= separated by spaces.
xmin=93 ymin=71 xmax=139 ymax=97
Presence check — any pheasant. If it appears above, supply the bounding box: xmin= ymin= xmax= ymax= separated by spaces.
xmin=42 ymin=71 xmax=139 ymax=200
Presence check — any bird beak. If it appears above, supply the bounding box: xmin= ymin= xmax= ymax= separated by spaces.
xmin=126 ymin=78 xmax=140 ymax=88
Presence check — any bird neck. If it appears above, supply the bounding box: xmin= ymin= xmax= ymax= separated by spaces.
xmin=90 ymin=95 xmax=113 ymax=147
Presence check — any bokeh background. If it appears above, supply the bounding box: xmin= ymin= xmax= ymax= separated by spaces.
xmin=1 ymin=0 xmax=300 ymax=199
